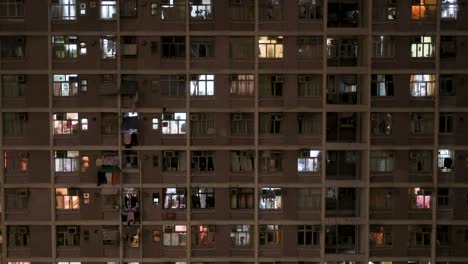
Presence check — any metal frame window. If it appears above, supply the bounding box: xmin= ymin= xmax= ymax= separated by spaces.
xmin=258 ymin=36 xmax=283 ymax=59
xmin=191 ymin=151 xmax=214 ymax=172
xmin=6 ymin=189 xmax=29 ymax=211
xmin=163 ymin=188 xmax=186 ymax=209
xmin=162 ymin=151 xmax=186 ymax=171
xmin=191 ymin=187 xmax=215 ymax=209
xmin=409 ymin=150 xmax=432 ymax=173
xmin=161 ymin=75 xmax=185 ymax=97
xmin=55 ymin=188 xmax=80 ymax=210
xmin=3 ymin=112 xmax=27 ymax=137
xmin=190 ymin=74 xmax=214 ymax=96
xmin=0 ymin=36 xmax=25 ymax=60
xmin=298 ymin=113 xmax=321 ymax=135
xmin=259 ymin=75 xmax=283 ymax=97
xmin=162 ymin=113 xmax=187 ymax=135
xmin=298 ymin=75 xmax=321 ymax=97
xmin=259 ymin=225 xmax=280 ymax=245
xmin=259 ymin=187 xmax=282 ymax=209
xmin=52 ymin=0 xmax=76 ymax=20
xmin=52 ymin=36 xmax=78 ymax=59
xmin=373 ymin=36 xmax=395 ymax=58
xmin=100 ymin=0 xmax=116 ymax=19
xmin=190 ymin=113 xmax=214 ymax=136
xmin=53 ymin=112 xmax=79 ymax=135
xmin=370 ymin=151 xmax=394 ymax=172
xmin=297 ymin=36 xmax=322 ymax=59
xmin=100 ymin=36 xmax=117 ymax=59
xmin=230 ymin=74 xmax=254 ymax=96
xmin=57 ymin=225 xmax=80 ymax=247
xmin=371 ymin=113 xmax=392 ymax=136
xmin=2 ymin=75 xmax=26 ymax=97
xmin=438 ymin=149 xmax=454 ymax=172
xmin=230 ymin=37 xmax=255 ymax=59
xmin=231 ymin=113 xmax=254 ymax=136
xmin=440 ymin=75 xmax=455 ymax=96
xmin=411 ymin=0 xmax=436 ymax=20
xmin=410 ymin=188 xmax=432 ymax=209
xmin=7 ymin=226 xmax=30 ymax=248
xmin=259 ymin=0 xmax=281 ymax=20
xmin=3 ymin=151 xmax=29 ymax=175
xmin=259 ymin=112 xmax=282 ymax=135
xmin=0 ymin=0 xmax=24 ymax=18
xmin=231 ymin=151 xmax=254 ymax=172
xmin=163 ymin=225 xmax=187 ymax=246
xmin=410 ymin=74 xmax=435 ymax=97
xmin=371 ymin=74 xmax=394 ymax=96
xmin=441 ymin=0 xmax=458 ymax=19
xmin=230 ymin=225 xmax=251 ymax=246
xmin=410 ymin=113 xmax=433 ymax=135
xmin=370 ymin=226 xmax=392 ymax=247
xmin=230 ymin=188 xmax=254 ymax=209
xmin=439 ymin=112 xmax=454 ymax=134
xmin=297 ymin=150 xmax=321 ymax=172
xmin=411 ymin=36 xmax=434 ymax=58
xmin=297 ymin=188 xmax=321 ymax=210
xmin=190 ymin=0 xmax=212 ymax=20
xmin=373 ymin=0 xmax=397 ymax=21
xmin=53 ymin=74 xmax=78 ymax=96
xmin=260 ymin=150 xmax=282 ymax=173
xmin=190 ymin=37 xmax=214 ymax=59
xmin=54 ymin=150 xmax=79 ymax=173
xmin=409 ymin=226 xmax=431 ymax=247
xmin=229 ymin=0 xmax=254 ymax=21
xmin=298 ymin=0 xmax=322 ymax=19
xmin=161 ymin=0 xmax=185 ymax=21
xmin=370 ymin=189 xmax=393 ymax=210
xmin=438 ymin=188 xmax=450 ymax=209
xmin=297 ymin=225 xmax=320 ymax=246
xmin=192 ymin=225 xmax=215 ymax=246
xmin=120 ymin=0 xmax=137 ymax=17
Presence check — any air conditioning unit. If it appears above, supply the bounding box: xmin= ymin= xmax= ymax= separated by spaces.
xmin=17 ymin=75 xmax=26 ymax=84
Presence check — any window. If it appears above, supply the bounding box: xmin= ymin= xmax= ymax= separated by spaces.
xmin=372 ymin=113 xmax=392 ymax=136
xmin=327 ymin=38 xmax=358 ymax=64
xmin=79 ymin=42 xmax=87 ymax=55
xmin=440 ymin=75 xmax=455 ymax=96
xmin=230 ymin=74 xmax=254 ymax=96
xmin=439 ymin=113 xmax=454 ymax=134
xmin=0 ymin=36 xmax=25 ymax=59
xmin=163 ymin=225 xmax=187 ymax=246
xmin=6 ymin=189 xmax=29 ymax=211
xmin=53 ymin=113 xmax=79 ymax=135
xmin=190 ymin=113 xmax=215 ymax=136
xmin=297 ymin=150 xmax=321 ymax=172
xmin=231 ymin=225 xmax=251 ymax=246
xmin=231 ymin=151 xmax=254 ymax=172
xmin=3 ymin=113 xmax=27 ymax=137
xmin=370 ymin=226 xmax=392 ymax=247
xmin=297 ymin=188 xmax=321 ymax=210
xmin=100 ymin=36 xmax=116 ymax=59
xmin=409 ymin=150 xmax=432 ymax=173
xmin=260 ymin=151 xmax=282 ymax=173
xmin=230 ymin=37 xmax=255 ymax=59
xmin=259 ymin=75 xmax=283 ymax=97
xmin=2 ymin=75 xmax=26 ymax=97
xmin=259 ymin=188 xmax=282 ymax=209
xmin=192 ymin=225 xmax=215 ymax=246
xmin=229 ymin=0 xmax=254 ymax=21
xmin=100 ymin=0 xmax=116 ymax=19
xmin=440 ymin=36 xmax=457 ymax=58
xmin=3 ymin=151 xmax=29 ymax=175
xmin=56 ymin=188 xmax=80 ymax=210
xmin=161 ymin=75 xmax=185 ymax=97
xmin=260 ymin=0 xmax=281 ymax=20
xmin=161 ymin=36 xmax=185 ymax=58
xmin=370 ymin=189 xmax=393 ymax=210
xmin=53 ymin=74 xmax=78 ymax=96
xmin=371 ymin=75 xmax=394 ymax=96
xmin=298 ymin=113 xmax=321 ymax=135
xmin=410 ymin=188 xmax=432 ymax=209
xmin=370 ymin=151 xmax=394 ymax=172
xmin=442 ymin=0 xmax=458 ymax=19
xmin=52 ymin=0 xmax=76 ymax=20
xmin=298 ymin=75 xmax=321 ymax=97
xmin=190 ymin=37 xmax=214 ymax=59
xmin=150 ymin=2 xmax=157 ymax=15
xmin=410 ymin=74 xmax=435 ymax=97
xmin=192 ymin=188 xmax=215 ymax=209
xmin=298 ymin=225 xmax=320 ymax=246
xmin=120 ymin=0 xmax=137 ymax=17
xmin=190 ymin=0 xmax=212 ymax=20
xmin=298 ymin=0 xmax=322 ymax=19
xmin=409 ymin=226 xmax=431 ymax=247
xmin=412 ymin=0 xmax=436 ymax=20
xmin=297 ymin=36 xmax=322 ymax=60
xmin=161 ymin=0 xmax=185 ymax=21
xmin=79 ymin=2 xmax=86 ymax=15
xmin=81 ymin=156 xmax=89 ymax=171
xmin=0 ymin=0 xmax=25 ymax=18
xmin=7 ymin=226 xmax=30 ymax=248
xmin=80 ymin=118 xmax=88 ymax=131
xmin=122 ymin=36 xmax=137 ymax=57
xmin=259 ymin=36 xmax=283 ymax=59
xmin=190 ymin=74 xmax=214 ymax=96
xmin=191 ymin=151 xmax=214 ymax=172
xmin=373 ymin=36 xmax=395 ymax=58
xmin=162 ymin=113 xmax=187 ymax=134
xmin=152 ymin=118 xmax=159 ymax=130
xmin=438 ymin=188 xmax=449 ymax=209
xmin=259 ymin=113 xmax=282 ymax=135
xmin=410 ymin=113 xmax=433 ymax=135
xmin=54 ymin=150 xmax=79 ymax=173
xmin=230 ymin=113 xmax=253 ymax=136
xmin=230 ymin=188 xmax=254 ymax=209
xmin=57 ymin=225 xmax=80 ymax=246
xmin=162 ymin=151 xmax=186 ymax=172
xmin=52 ymin=36 xmax=77 ymax=59
xmin=259 ymin=225 xmax=280 ymax=245
xmin=438 ymin=149 xmax=454 ymax=172
xmin=374 ymin=0 xmax=396 ymax=21
xmin=411 ymin=36 xmax=434 ymax=58
xmin=163 ymin=188 xmax=186 ymax=209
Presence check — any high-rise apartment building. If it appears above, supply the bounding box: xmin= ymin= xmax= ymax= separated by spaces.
xmin=0 ymin=0 xmax=467 ymax=264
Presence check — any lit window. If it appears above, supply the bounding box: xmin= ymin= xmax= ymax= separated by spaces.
xmin=79 ymin=42 xmax=87 ymax=55
xmin=371 ymin=75 xmax=394 ymax=96
xmin=163 ymin=188 xmax=186 ymax=209
xmin=150 ymin=2 xmax=157 ymax=16
xmin=371 ymin=113 xmax=392 ymax=136
xmin=412 ymin=0 xmax=436 ymax=20
xmin=163 ymin=225 xmax=187 ymax=246
xmin=411 ymin=36 xmax=434 ymax=58
xmin=53 ymin=74 xmax=78 ymax=96
xmin=230 ymin=74 xmax=254 ymax=96
xmin=54 ymin=150 xmax=79 ymax=172
xmin=258 ymin=36 xmax=283 ymax=59
xmin=438 ymin=149 xmax=454 ymax=172
xmin=190 ymin=0 xmax=212 ymax=20
xmin=162 ymin=112 xmax=186 ymax=134
xmin=79 ymin=3 xmax=86 ymax=15
xmin=297 ymin=150 xmax=321 ymax=172
xmin=230 ymin=225 xmax=251 ymax=246
xmin=53 ymin=113 xmax=79 ymax=135
xmin=81 ymin=156 xmax=89 ymax=171
xmin=441 ymin=0 xmax=458 ymax=19
xmin=80 ymin=80 xmax=87 ymax=92
xmin=52 ymin=36 xmax=78 ymax=59
xmin=152 ymin=118 xmax=159 ymax=129
xmin=192 ymin=225 xmax=215 ymax=246
xmin=410 ymin=188 xmax=431 ymax=209
xmin=100 ymin=36 xmax=117 ymax=59
xmin=259 ymin=225 xmax=280 ymax=245
xmin=410 ymin=74 xmax=435 ymax=97
xmin=190 ymin=74 xmax=214 ymax=96
xmin=100 ymin=0 xmax=116 ymax=19
xmin=370 ymin=226 xmax=392 ymax=247
xmin=259 ymin=188 xmax=282 ymax=209
xmin=55 ymin=188 xmax=80 ymax=210
xmin=52 ymin=0 xmax=77 ymax=20
xmin=161 ymin=0 xmax=185 ymax=21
